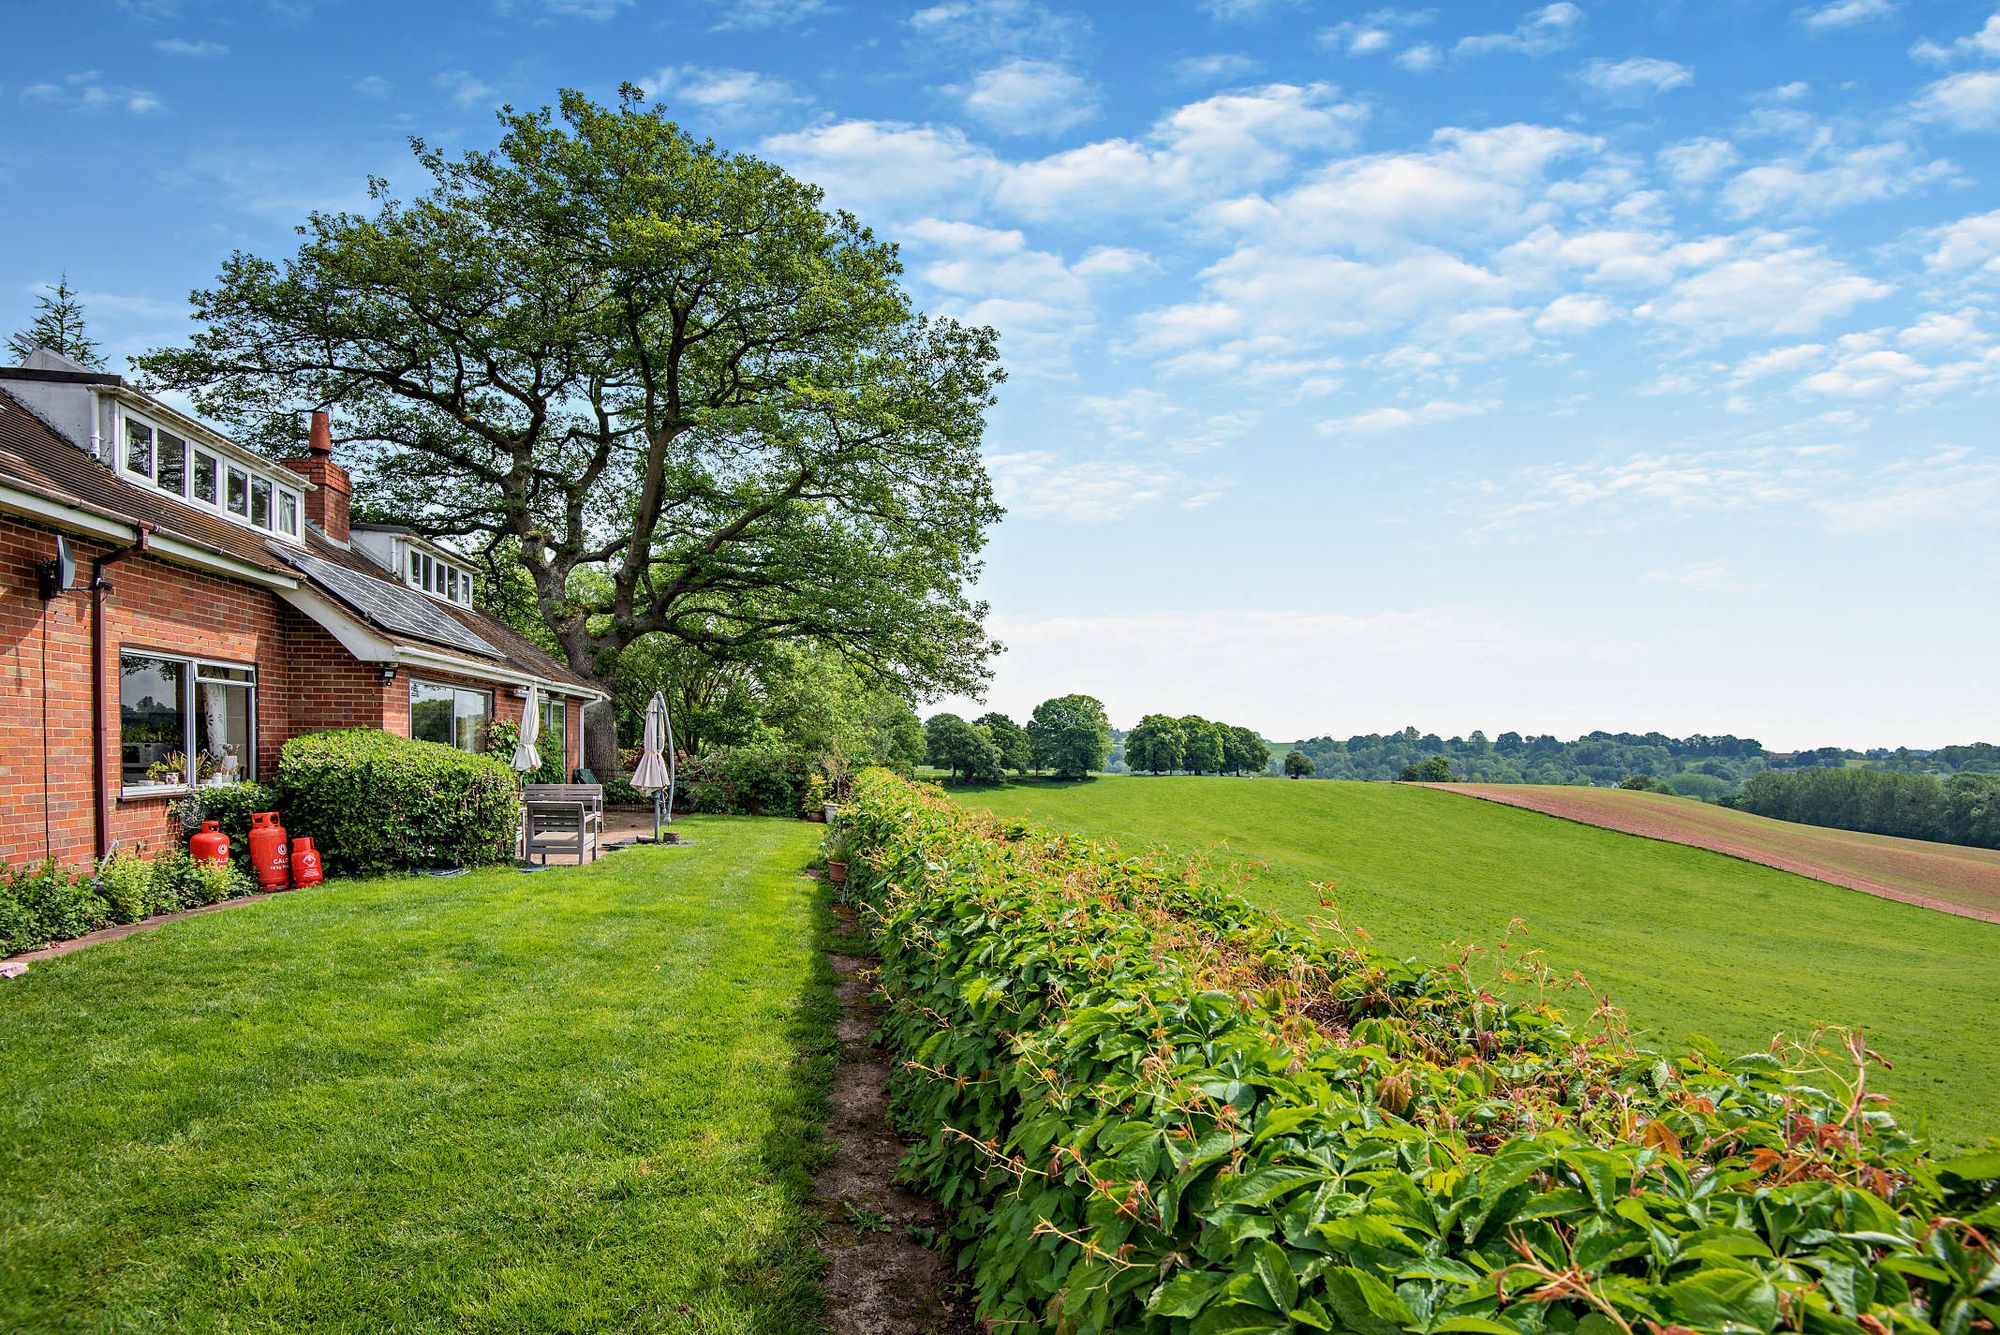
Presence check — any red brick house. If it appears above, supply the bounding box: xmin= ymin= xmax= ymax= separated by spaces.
xmin=0 ymin=350 xmax=604 ymax=867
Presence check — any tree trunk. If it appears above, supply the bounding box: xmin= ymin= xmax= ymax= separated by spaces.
xmin=583 ymin=697 xmax=622 ymax=779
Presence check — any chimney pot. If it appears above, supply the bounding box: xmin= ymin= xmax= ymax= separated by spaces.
xmin=309 ymin=409 xmax=332 ymax=457
xmin=281 ymin=408 xmax=353 ymax=543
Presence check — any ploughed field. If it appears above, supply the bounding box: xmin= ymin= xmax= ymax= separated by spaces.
xmin=1424 ymin=782 xmax=2000 ymax=924
xmin=948 ymin=774 xmax=2000 ymax=1146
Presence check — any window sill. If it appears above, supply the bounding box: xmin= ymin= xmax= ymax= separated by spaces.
xmin=120 ymin=784 xmax=188 ymax=801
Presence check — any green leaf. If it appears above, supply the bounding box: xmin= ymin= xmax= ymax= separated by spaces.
xmin=1936 ymin=1150 xmax=2000 ymax=1184
xmin=1666 ymin=1269 xmax=1780 ymax=1332
xmin=1151 ymin=1269 xmax=1226 ymax=1318
xmin=1323 ymin=1266 xmax=1420 ymax=1335
xmin=1252 ymin=1239 xmax=1298 ymax=1312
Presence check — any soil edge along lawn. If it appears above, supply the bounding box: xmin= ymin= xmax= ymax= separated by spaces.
xmin=0 ymin=816 xmax=835 ymax=1334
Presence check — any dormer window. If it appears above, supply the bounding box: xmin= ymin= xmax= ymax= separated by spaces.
xmin=117 ymin=406 xmax=304 ymax=542
xmin=406 ymin=547 xmax=473 ymax=607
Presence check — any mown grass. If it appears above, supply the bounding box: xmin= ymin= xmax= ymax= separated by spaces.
xmin=949 ymin=775 xmax=2000 ymax=1146
xmin=0 ymin=816 xmax=834 ymax=1333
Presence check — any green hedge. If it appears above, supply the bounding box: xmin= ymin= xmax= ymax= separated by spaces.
xmin=839 ymin=771 xmax=2000 ymax=1335
xmin=276 ymin=729 xmax=520 ymax=877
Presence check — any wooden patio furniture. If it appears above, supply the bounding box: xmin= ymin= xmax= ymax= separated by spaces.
xmin=522 ymin=782 xmax=606 ymax=864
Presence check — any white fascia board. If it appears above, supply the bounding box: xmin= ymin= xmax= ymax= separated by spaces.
xmin=394 ymin=643 xmax=608 ymax=702
xmin=147 ymin=534 xmax=301 ymax=590
xmin=0 ymin=482 xmax=136 ymax=543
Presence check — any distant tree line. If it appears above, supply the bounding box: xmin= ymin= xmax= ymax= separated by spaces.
xmin=1726 ymin=768 xmax=2000 ymax=850
xmin=1122 ymin=714 xmax=1270 ymax=777
xmin=925 ymin=694 xmax=1111 ymax=784
xmin=1275 ymin=728 xmax=1768 ymax=798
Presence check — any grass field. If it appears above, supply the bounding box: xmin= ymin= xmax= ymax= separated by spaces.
xmin=0 ymin=817 xmax=834 ymax=1334
xmin=947 ymin=775 xmax=2000 ymax=1146
xmin=1432 ymin=783 xmax=2000 ymax=923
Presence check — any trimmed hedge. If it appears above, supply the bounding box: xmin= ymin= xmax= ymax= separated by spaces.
xmin=838 ymin=771 xmax=2000 ymax=1335
xmin=276 ymin=729 xmax=519 ymax=877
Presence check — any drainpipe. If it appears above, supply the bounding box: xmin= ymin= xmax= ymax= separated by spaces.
xmin=91 ymin=524 xmax=154 ymax=859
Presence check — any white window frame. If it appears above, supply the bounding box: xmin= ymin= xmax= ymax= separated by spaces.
xmin=118 ymin=650 xmax=258 ymax=797
xmin=114 ymin=406 xmax=306 ymax=545
xmin=408 ymin=679 xmax=494 ymax=753
xmin=401 ymin=540 xmax=475 ymax=608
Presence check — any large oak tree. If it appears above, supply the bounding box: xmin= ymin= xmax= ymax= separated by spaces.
xmin=140 ymin=87 xmax=1004 ymax=769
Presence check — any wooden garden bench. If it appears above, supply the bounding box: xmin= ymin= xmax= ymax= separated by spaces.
xmin=522 ymin=783 xmax=605 ymax=864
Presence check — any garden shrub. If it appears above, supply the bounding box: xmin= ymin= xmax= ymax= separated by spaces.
xmin=276 ymin=729 xmax=520 ymax=877
xmin=0 ymin=860 xmax=108 ymax=955
xmin=96 ymin=849 xmax=154 ymax=924
xmin=167 ymin=782 xmax=278 ymax=877
xmin=838 ymin=770 xmax=2000 ymax=1335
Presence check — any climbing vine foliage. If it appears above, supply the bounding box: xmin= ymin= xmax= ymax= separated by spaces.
xmin=837 ymin=771 xmax=2000 ymax=1335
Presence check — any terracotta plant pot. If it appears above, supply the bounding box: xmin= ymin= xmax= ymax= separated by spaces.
xmin=826 ymin=860 xmax=848 ymax=883
xmin=806 ymin=810 xmax=826 ymax=823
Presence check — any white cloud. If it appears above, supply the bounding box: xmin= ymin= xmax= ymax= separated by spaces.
xmin=1911 ymin=13 xmax=2000 ymax=64
xmin=1318 ymin=399 xmax=1498 ymax=436
xmin=1198 ymin=0 xmax=1298 ymax=21
xmin=898 ymin=218 xmax=1109 ymax=369
xmin=154 ymin=37 xmax=227 ymax=56
xmin=711 ymin=0 xmax=825 ymax=30
xmin=1719 ymin=140 xmax=1955 ymax=217
xmin=1320 ymin=7 xmax=1433 ymax=58
xmin=1071 ymin=246 xmax=1158 ymax=280
xmin=638 ymin=66 xmax=806 ymax=123
xmin=20 ymin=71 xmax=164 ymax=115
xmin=984 ymin=451 xmax=1222 ymax=521
xmin=1575 ymin=56 xmax=1694 ymax=102
xmin=1658 ymin=137 xmax=1740 ymax=186
xmin=503 ymin=0 xmax=634 ymax=16
xmin=1635 ymin=235 xmax=1890 ymax=338
xmin=433 ymin=69 xmax=497 ymax=108
xmin=1644 ymin=561 xmax=1751 ymax=593
xmin=763 ymin=120 xmax=1000 ymax=221
xmin=999 ymin=82 xmax=1366 ymax=218
xmin=954 ymin=59 xmax=1098 ymax=135
xmin=1173 ymin=53 xmax=1260 ymax=82
xmin=1535 ymin=293 xmax=1617 ymax=334
xmin=1911 ymin=70 xmax=2000 ymax=131
xmin=1478 ymin=444 xmax=1845 ymax=531
xmin=1817 ymin=446 xmax=2000 ymax=531
xmin=907 ymin=0 xmax=1084 ymax=58
xmin=1796 ymin=0 xmax=1897 ymax=32
xmin=1454 ymin=3 xmax=1585 ymax=59
xmin=1922 ymin=207 xmax=2000 ymax=279
xmin=352 ymin=74 xmax=391 ymax=99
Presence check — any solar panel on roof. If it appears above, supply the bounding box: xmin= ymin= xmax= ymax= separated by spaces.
xmin=274 ymin=547 xmax=500 ymax=659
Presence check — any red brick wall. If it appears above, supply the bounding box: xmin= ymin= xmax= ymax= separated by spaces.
xmin=0 ymin=513 xmax=588 ymax=868
xmin=0 ymin=519 xmax=97 ymax=864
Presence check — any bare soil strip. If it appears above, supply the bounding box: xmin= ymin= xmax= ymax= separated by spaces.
xmin=1422 ymin=783 xmax=2000 ymax=926
xmin=817 ymin=932 xmax=970 ymax=1335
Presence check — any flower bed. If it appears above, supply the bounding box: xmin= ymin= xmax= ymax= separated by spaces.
xmin=838 ymin=770 xmax=2000 ymax=1335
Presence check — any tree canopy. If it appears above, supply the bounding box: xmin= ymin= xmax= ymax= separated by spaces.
xmin=974 ymin=711 xmax=1034 ymax=775
xmin=924 ymin=713 xmax=1004 ymax=785
xmin=1026 ymin=695 xmax=1111 ymax=780
xmin=138 ymin=87 xmax=1005 ymax=766
xmin=9 ymin=274 xmax=103 ymax=369
xmin=1283 ymin=749 xmax=1315 ymax=779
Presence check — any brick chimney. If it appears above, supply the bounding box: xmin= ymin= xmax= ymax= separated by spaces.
xmin=281 ymin=409 xmax=352 ymax=542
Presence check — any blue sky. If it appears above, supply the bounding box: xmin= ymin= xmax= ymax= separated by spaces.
xmin=7 ymin=0 xmax=1998 ymax=748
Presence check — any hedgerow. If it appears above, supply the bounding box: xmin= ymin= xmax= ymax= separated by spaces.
xmin=837 ymin=770 xmax=2000 ymax=1335
xmin=276 ymin=730 xmax=519 ymax=877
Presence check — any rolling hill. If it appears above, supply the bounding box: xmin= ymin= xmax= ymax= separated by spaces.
xmin=944 ymin=774 xmax=2000 ymax=1146
xmin=1427 ymin=783 xmax=2000 ymax=924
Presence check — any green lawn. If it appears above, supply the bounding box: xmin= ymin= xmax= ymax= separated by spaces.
xmin=948 ymin=776 xmax=2000 ymax=1146
xmin=0 ymin=816 xmax=833 ymax=1333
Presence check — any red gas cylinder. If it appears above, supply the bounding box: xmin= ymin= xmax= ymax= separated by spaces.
xmin=248 ymin=812 xmax=290 ymax=891
xmin=189 ymin=820 xmax=231 ymax=867
xmin=290 ymin=836 xmax=323 ymax=889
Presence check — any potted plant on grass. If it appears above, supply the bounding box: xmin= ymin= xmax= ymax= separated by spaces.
xmin=822 ymin=828 xmax=853 ymax=885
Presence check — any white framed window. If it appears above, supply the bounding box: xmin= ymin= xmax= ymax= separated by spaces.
xmin=116 ymin=408 xmax=306 ymax=544
xmin=410 ymin=680 xmax=491 ymax=752
xmin=119 ymin=651 xmax=257 ymax=794
xmin=401 ymin=542 xmax=474 ymax=606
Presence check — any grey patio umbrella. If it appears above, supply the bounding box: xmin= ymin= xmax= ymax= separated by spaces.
xmin=631 ymin=690 xmax=674 ymax=842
